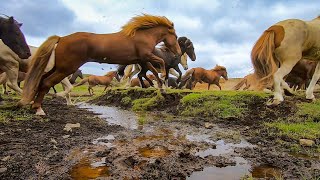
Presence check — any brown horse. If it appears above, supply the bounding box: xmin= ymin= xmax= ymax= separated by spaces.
xmin=130 ymin=74 xmax=156 ymax=88
xmin=19 ymin=14 xmax=181 ymax=115
xmin=74 ymin=71 xmax=120 ymax=95
xmin=181 ymin=65 xmax=228 ymax=90
xmin=232 ymin=73 xmax=261 ymax=91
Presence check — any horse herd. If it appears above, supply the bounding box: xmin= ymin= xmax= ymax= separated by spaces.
xmin=1 ymin=14 xmax=320 ymax=115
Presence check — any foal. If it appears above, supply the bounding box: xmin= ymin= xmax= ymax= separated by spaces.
xmin=74 ymin=71 xmax=120 ymax=95
xmin=181 ymin=65 xmax=228 ymax=90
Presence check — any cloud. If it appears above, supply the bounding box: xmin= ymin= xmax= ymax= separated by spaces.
xmin=2 ymin=0 xmax=320 ymax=77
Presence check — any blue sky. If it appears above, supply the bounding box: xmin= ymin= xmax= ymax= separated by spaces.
xmin=1 ymin=0 xmax=319 ymax=77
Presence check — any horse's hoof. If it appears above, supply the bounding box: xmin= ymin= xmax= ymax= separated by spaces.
xmin=284 ymin=89 xmax=294 ymax=96
xmin=266 ymin=98 xmax=281 ymax=106
xmin=160 ymin=88 xmax=166 ymax=94
xmin=306 ymin=97 xmax=316 ymax=102
xmin=35 ymin=110 xmax=46 ymax=116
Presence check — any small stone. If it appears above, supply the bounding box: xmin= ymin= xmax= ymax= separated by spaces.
xmin=299 ymin=139 xmax=315 ymax=147
xmin=0 ymin=132 xmax=4 ymax=135
xmin=63 ymin=123 xmax=80 ymax=132
xmin=62 ymin=135 xmax=70 ymax=139
xmin=53 ymin=145 xmax=58 ymax=149
xmin=1 ymin=156 xmax=10 ymax=161
xmin=0 ymin=167 xmax=7 ymax=173
xmin=26 ymin=129 xmax=31 ymax=131
xmin=204 ymin=122 xmax=214 ymax=129
xmin=50 ymin=138 xmax=57 ymax=144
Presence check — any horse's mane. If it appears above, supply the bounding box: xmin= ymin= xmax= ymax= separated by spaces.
xmin=212 ymin=65 xmax=226 ymax=71
xmin=121 ymin=14 xmax=175 ymax=37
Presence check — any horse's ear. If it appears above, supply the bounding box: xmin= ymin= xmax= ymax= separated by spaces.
xmin=8 ymin=16 xmax=14 ymax=24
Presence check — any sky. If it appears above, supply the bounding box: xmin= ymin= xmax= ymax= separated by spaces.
xmin=1 ymin=0 xmax=319 ymax=77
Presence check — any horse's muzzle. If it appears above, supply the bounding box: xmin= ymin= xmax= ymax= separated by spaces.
xmin=184 ymin=67 xmax=188 ymax=70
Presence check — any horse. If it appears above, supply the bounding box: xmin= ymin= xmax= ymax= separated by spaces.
xmin=74 ymin=71 xmax=120 ymax=95
xmin=180 ymin=65 xmax=228 ymax=90
xmin=18 ymin=14 xmax=181 ymax=115
xmin=252 ymin=16 xmax=320 ymax=106
xmin=0 ymin=16 xmax=31 ymax=97
xmin=232 ymin=73 xmax=261 ymax=91
xmin=121 ymin=53 xmax=188 ymax=87
xmin=118 ymin=36 xmax=195 ymax=88
xmin=130 ymin=74 xmax=156 ymax=88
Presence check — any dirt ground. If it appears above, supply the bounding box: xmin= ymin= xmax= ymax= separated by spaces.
xmin=0 ymin=87 xmax=319 ymax=180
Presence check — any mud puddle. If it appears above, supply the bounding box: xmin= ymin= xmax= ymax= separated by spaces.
xmin=74 ymin=103 xmax=275 ymax=179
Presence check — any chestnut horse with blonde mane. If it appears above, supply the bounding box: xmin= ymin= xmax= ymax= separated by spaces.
xmin=252 ymin=16 xmax=320 ymax=106
xmin=19 ymin=14 xmax=181 ymax=115
xmin=74 ymin=71 xmax=120 ymax=95
xmin=180 ymin=65 xmax=228 ymax=90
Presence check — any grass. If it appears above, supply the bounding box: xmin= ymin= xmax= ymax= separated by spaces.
xmin=180 ymin=90 xmax=267 ymax=119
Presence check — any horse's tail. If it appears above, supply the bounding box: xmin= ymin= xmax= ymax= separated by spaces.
xmin=18 ymin=35 xmax=60 ymax=106
xmin=74 ymin=77 xmax=89 ymax=87
xmin=232 ymin=78 xmax=247 ymax=90
xmin=251 ymin=28 xmax=280 ymax=87
xmin=181 ymin=68 xmax=195 ymax=81
xmin=117 ymin=65 xmax=127 ymax=77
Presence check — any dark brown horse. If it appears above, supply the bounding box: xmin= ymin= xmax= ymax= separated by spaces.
xmin=19 ymin=14 xmax=181 ymax=115
xmin=0 ymin=16 xmax=30 ymax=59
xmin=180 ymin=65 xmax=228 ymax=90
xmin=74 ymin=71 xmax=120 ymax=95
xmin=69 ymin=69 xmax=84 ymax=84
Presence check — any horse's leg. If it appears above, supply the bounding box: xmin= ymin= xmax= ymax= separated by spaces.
xmin=169 ymin=68 xmax=179 ymax=78
xmin=143 ymin=53 xmax=166 ymax=78
xmin=56 ymin=77 xmax=73 ymax=105
xmin=4 ymin=62 xmax=22 ymax=94
xmin=270 ymin=58 xmax=300 ymax=106
xmin=216 ymin=83 xmax=222 ymax=90
xmin=173 ymin=66 xmax=182 ymax=84
xmin=56 ymin=77 xmax=73 ymax=98
xmin=32 ymin=71 xmax=68 ymax=115
xmin=306 ymin=62 xmax=320 ymax=100
xmin=208 ymin=83 xmax=211 ymax=90
xmin=146 ymin=62 xmax=165 ymax=89
xmin=52 ymin=86 xmax=57 ymax=94
xmin=126 ymin=65 xmax=141 ymax=88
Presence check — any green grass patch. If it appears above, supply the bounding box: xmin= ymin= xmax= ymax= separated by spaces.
xmin=0 ymin=103 xmax=34 ymax=123
xmin=297 ymin=100 xmax=320 ymax=121
xmin=132 ymin=90 xmax=165 ymax=111
xmin=180 ymin=91 xmax=267 ymax=119
xmin=266 ymin=121 xmax=320 ymax=140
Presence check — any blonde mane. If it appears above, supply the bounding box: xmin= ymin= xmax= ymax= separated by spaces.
xmin=212 ymin=65 xmax=226 ymax=71
xmin=121 ymin=14 xmax=175 ymax=37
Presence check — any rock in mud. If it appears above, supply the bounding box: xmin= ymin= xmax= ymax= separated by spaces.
xmin=63 ymin=123 xmax=81 ymax=132
xmin=1 ymin=156 xmax=10 ymax=162
xmin=204 ymin=122 xmax=214 ymax=129
xmin=0 ymin=167 xmax=7 ymax=173
xmin=299 ymin=139 xmax=315 ymax=147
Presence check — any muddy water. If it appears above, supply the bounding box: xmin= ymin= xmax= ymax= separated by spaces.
xmin=77 ymin=103 xmax=139 ymax=129
xmin=76 ymin=103 xmax=282 ymax=179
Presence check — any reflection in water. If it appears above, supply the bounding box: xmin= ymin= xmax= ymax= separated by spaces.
xmin=138 ymin=145 xmax=171 ymax=158
xmin=77 ymin=103 xmax=139 ymax=129
xmin=70 ymin=158 xmax=109 ymax=179
xmin=251 ymin=165 xmax=282 ymax=179
xmin=188 ymin=157 xmax=251 ymax=180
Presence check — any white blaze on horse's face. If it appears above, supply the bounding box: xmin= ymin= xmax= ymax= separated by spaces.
xmin=180 ymin=53 xmax=188 ymax=70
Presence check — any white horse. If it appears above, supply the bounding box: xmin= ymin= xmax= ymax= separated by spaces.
xmin=122 ymin=53 xmax=189 ymax=87
xmin=252 ymin=16 xmax=320 ymax=105
xmin=0 ymin=42 xmax=73 ymax=110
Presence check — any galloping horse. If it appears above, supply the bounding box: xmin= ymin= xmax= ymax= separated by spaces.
xmin=232 ymin=73 xmax=261 ymax=91
xmin=19 ymin=14 xmax=181 ymax=115
xmin=119 ymin=36 xmax=195 ymax=88
xmin=121 ymin=53 xmax=189 ymax=87
xmin=130 ymin=74 xmax=156 ymax=88
xmin=74 ymin=71 xmax=120 ymax=95
xmin=252 ymin=16 xmax=320 ymax=105
xmin=0 ymin=16 xmax=31 ymax=96
xmin=180 ymin=65 xmax=228 ymax=90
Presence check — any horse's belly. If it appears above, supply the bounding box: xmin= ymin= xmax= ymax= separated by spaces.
xmin=302 ymin=47 xmax=320 ymax=61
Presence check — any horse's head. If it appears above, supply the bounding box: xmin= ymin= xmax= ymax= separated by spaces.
xmin=163 ymin=29 xmax=182 ymax=58
xmin=178 ymin=37 xmax=196 ymax=61
xmin=214 ymin=65 xmax=228 ymax=80
xmin=180 ymin=53 xmax=189 ymax=70
xmin=0 ymin=16 xmax=31 ymax=59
